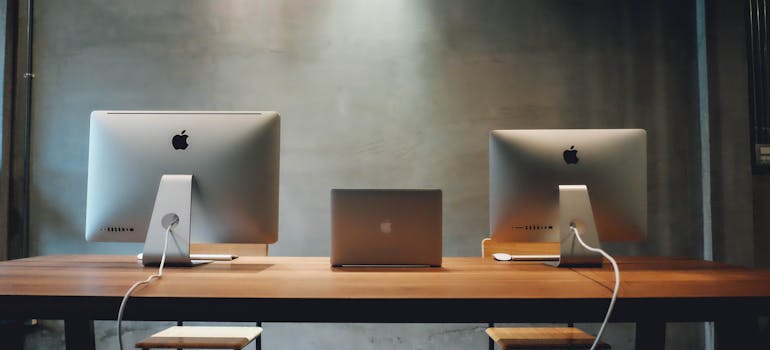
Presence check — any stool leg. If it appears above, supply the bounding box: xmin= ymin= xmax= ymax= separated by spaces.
xmin=488 ymin=323 xmax=494 ymax=350
xmin=176 ymin=320 xmax=183 ymax=350
xmin=636 ymin=321 xmax=665 ymax=350
xmin=255 ymin=321 xmax=262 ymax=350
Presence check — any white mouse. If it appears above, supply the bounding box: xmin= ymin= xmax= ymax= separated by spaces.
xmin=492 ymin=253 xmax=512 ymax=261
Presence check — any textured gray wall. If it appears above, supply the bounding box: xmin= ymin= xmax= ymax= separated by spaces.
xmin=0 ymin=0 xmax=4 ymax=171
xmin=705 ymin=0 xmax=770 ymax=271
xmin=706 ymin=0 xmax=770 ymax=343
xmin=706 ymin=0 xmax=755 ymax=268
xmin=0 ymin=0 xmax=4 ymax=141
xmin=25 ymin=0 xmax=704 ymax=349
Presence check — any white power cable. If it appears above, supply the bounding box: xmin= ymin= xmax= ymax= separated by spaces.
xmin=570 ymin=225 xmax=620 ymax=350
xmin=117 ymin=224 xmax=173 ymax=350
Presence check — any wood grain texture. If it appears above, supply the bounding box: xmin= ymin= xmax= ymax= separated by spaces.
xmin=0 ymin=255 xmax=610 ymax=299
xmin=147 ymin=326 xmax=262 ymax=339
xmin=576 ymin=257 xmax=770 ymax=298
xmin=481 ymin=238 xmax=560 ymax=257
xmin=190 ymin=243 xmax=268 ymax=257
xmin=486 ymin=327 xmax=610 ymax=349
xmin=136 ymin=336 xmax=251 ymax=349
xmin=0 ymin=256 xmax=769 ymax=323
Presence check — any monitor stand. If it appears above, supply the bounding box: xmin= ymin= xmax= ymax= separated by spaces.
xmin=546 ymin=185 xmax=603 ymax=268
xmin=141 ymin=174 xmax=195 ymax=267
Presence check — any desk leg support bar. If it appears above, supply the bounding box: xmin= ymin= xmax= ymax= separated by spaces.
xmin=64 ymin=319 xmax=95 ymax=350
xmin=635 ymin=321 xmax=665 ymax=350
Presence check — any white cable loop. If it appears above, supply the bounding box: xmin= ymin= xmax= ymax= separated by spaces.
xmin=570 ymin=225 xmax=620 ymax=350
xmin=117 ymin=225 xmax=172 ymax=350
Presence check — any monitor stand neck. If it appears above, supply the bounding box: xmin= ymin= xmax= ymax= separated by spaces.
xmin=546 ymin=185 xmax=603 ymax=268
xmin=142 ymin=174 xmax=194 ymax=266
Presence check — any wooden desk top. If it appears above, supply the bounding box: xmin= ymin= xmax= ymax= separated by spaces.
xmin=1 ymin=255 xmax=769 ymax=323
xmin=577 ymin=256 xmax=770 ymax=298
xmin=0 ymin=255 xmax=611 ymax=299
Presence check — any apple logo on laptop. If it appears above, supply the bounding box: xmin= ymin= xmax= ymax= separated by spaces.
xmin=172 ymin=130 xmax=189 ymax=150
xmin=563 ymin=145 xmax=579 ymax=164
xmin=379 ymin=220 xmax=393 ymax=234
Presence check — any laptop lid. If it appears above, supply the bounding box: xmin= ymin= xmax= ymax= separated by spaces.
xmin=331 ymin=189 xmax=442 ymax=267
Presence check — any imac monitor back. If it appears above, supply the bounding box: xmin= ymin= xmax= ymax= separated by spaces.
xmin=489 ymin=129 xmax=646 ymax=243
xmin=331 ymin=189 xmax=442 ymax=267
xmin=85 ymin=111 xmax=280 ymax=244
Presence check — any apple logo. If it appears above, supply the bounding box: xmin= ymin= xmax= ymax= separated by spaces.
xmin=379 ymin=220 xmax=393 ymax=234
xmin=172 ymin=130 xmax=189 ymax=150
xmin=563 ymin=145 xmax=579 ymax=164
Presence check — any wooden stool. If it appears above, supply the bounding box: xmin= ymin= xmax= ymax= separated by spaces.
xmin=486 ymin=327 xmax=610 ymax=349
xmin=136 ymin=326 xmax=262 ymax=349
xmin=136 ymin=243 xmax=268 ymax=350
xmin=481 ymin=239 xmax=609 ymax=349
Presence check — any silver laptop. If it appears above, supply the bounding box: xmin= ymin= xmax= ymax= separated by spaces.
xmin=331 ymin=189 xmax=442 ymax=267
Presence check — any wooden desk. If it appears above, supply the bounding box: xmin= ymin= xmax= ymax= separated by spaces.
xmin=1 ymin=255 xmax=769 ymax=349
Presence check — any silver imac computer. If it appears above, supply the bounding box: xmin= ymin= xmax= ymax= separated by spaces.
xmin=489 ymin=129 xmax=646 ymax=267
xmin=85 ymin=111 xmax=280 ymax=266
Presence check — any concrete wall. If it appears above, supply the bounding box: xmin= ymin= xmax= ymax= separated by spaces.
xmin=706 ymin=0 xmax=756 ymax=268
xmin=706 ymin=0 xmax=770 ymax=343
xmin=0 ymin=0 xmax=5 ymax=142
xmin=25 ymin=0 xmax=704 ymax=349
xmin=0 ymin=0 xmax=7 ymax=261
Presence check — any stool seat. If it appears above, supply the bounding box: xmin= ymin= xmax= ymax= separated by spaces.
xmin=136 ymin=326 xmax=262 ymax=349
xmin=486 ymin=327 xmax=610 ymax=349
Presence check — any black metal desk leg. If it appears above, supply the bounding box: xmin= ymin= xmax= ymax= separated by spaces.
xmin=715 ymin=316 xmax=759 ymax=349
xmin=64 ymin=319 xmax=95 ymax=350
xmin=635 ymin=321 xmax=665 ymax=350
xmin=0 ymin=320 xmax=26 ymax=348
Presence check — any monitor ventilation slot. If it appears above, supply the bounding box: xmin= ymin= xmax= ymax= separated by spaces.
xmin=100 ymin=226 xmax=135 ymax=232
xmin=513 ymin=225 xmax=554 ymax=231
